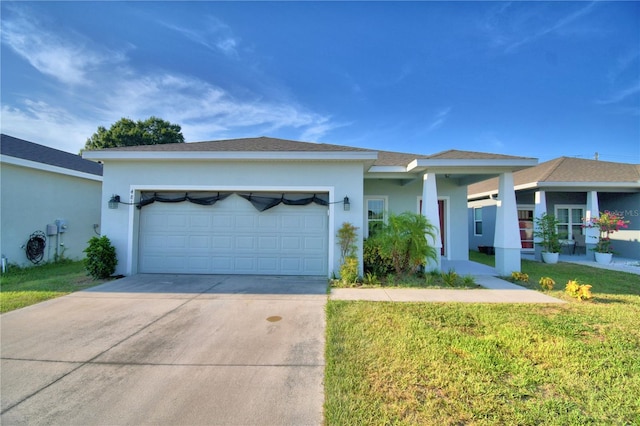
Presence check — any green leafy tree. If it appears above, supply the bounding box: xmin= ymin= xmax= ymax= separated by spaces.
xmin=83 ymin=116 xmax=185 ymax=150
xmin=369 ymin=211 xmax=438 ymax=275
xmin=84 ymin=236 xmax=117 ymax=279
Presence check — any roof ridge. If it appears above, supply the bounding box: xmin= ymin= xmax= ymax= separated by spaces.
xmin=537 ymin=156 xmax=566 ymax=182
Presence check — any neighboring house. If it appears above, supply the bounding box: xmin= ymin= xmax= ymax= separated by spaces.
xmin=83 ymin=137 xmax=537 ymax=277
xmin=1 ymin=134 xmax=103 ymax=266
xmin=468 ymin=157 xmax=640 ymax=260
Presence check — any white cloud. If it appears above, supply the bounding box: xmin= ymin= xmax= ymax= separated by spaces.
xmin=1 ymin=6 xmax=125 ymax=85
xmin=158 ymin=16 xmax=240 ymax=58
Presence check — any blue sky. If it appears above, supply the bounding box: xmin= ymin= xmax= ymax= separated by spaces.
xmin=1 ymin=1 xmax=639 ymax=163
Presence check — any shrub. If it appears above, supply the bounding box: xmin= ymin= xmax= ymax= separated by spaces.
xmin=511 ymin=272 xmax=529 ymax=282
xmin=539 ymin=276 xmax=555 ymax=291
xmin=340 ymin=256 xmax=359 ymax=286
xmin=363 ymin=272 xmax=380 ymax=286
xmin=369 ymin=211 xmax=438 ymax=275
xmin=336 ymin=222 xmax=358 ymax=263
xmin=363 ymin=238 xmax=394 ymax=276
xmin=565 ymin=279 xmax=593 ymax=301
xmin=441 ymin=269 xmax=458 ymax=287
xmin=84 ymin=236 xmax=117 ymax=279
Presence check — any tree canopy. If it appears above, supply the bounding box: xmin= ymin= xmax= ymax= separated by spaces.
xmin=84 ymin=116 xmax=185 ymax=150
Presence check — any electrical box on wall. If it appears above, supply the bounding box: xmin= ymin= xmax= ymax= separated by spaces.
xmin=55 ymin=219 xmax=68 ymax=233
xmin=46 ymin=224 xmax=58 ymax=236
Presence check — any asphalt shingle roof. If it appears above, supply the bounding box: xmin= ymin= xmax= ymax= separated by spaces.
xmin=88 ymin=136 xmax=532 ymax=167
xmin=1 ymin=134 xmax=103 ymax=176
xmin=468 ymin=156 xmax=640 ymax=196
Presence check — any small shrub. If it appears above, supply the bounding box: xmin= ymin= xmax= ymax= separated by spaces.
xmin=565 ymin=279 xmax=593 ymax=301
xmin=363 ymin=238 xmax=394 ymax=276
xmin=84 ymin=235 xmax=117 ymax=279
xmin=441 ymin=269 xmax=458 ymax=287
xmin=337 ymin=222 xmax=359 ymax=263
xmin=539 ymin=276 xmax=555 ymax=291
xmin=462 ymin=275 xmax=477 ymax=287
xmin=511 ymin=272 xmax=529 ymax=282
xmin=363 ymin=272 xmax=379 ymax=286
xmin=340 ymin=256 xmax=359 ymax=286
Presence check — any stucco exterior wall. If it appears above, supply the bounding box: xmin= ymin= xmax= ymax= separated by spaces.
xmin=364 ymin=176 xmax=470 ymax=260
xmin=597 ymin=192 xmax=640 ymax=260
xmin=100 ymin=159 xmax=365 ymax=276
xmin=0 ymin=163 xmax=102 ymax=266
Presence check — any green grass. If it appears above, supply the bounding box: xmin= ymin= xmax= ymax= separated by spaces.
xmin=0 ymin=260 xmax=106 ymax=313
xmin=325 ymin=257 xmax=640 ymax=425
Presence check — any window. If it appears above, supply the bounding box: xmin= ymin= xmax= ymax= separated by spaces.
xmin=555 ymin=205 xmax=585 ymax=239
xmin=518 ymin=208 xmax=534 ymax=249
xmin=474 ymin=208 xmax=483 ymax=235
xmin=366 ymin=198 xmax=386 ymax=238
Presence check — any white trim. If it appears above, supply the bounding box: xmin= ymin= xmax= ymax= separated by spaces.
xmin=126 ymin=184 xmax=335 ymax=277
xmin=83 ymin=150 xmax=378 ymax=162
xmin=555 ymin=204 xmax=586 ymax=239
xmin=473 ymin=207 xmax=483 ymax=236
xmin=409 ymin=158 xmax=538 ymax=170
xmin=1 ymin=155 xmax=103 ymax=182
xmin=363 ymin=196 xmax=388 ymax=239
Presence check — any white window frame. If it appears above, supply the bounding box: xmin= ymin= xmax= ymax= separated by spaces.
xmin=555 ymin=204 xmax=586 ymax=240
xmin=364 ymin=196 xmax=387 ymax=238
xmin=473 ymin=207 xmax=483 ymax=236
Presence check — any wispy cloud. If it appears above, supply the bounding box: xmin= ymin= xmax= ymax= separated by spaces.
xmin=426 ymin=107 xmax=452 ymax=132
xmin=482 ymin=2 xmax=598 ymax=54
xmin=596 ymin=81 xmax=640 ymax=105
xmin=1 ymin=6 xmax=125 ymax=85
xmin=159 ymin=16 xmax=240 ymax=58
xmin=1 ymin=8 xmax=339 ymax=152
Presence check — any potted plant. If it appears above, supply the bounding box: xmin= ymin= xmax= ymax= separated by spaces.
xmin=534 ymin=213 xmax=561 ymax=264
xmin=583 ymin=211 xmax=629 ymax=264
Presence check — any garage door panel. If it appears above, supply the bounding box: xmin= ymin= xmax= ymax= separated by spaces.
xmin=139 ymin=194 xmax=328 ymax=275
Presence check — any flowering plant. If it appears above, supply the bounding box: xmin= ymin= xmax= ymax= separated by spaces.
xmin=583 ymin=211 xmax=629 ymax=254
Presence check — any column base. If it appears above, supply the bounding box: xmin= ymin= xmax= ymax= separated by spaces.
xmin=495 ymin=247 xmax=521 ymax=276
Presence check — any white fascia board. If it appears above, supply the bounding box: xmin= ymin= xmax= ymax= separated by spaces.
xmin=366 ymin=165 xmax=409 ymax=173
xmin=408 ymin=158 xmax=538 ymax=171
xmin=83 ymin=150 xmax=378 ymax=162
xmin=538 ymin=181 xmax=640 ymax=189
xmin=1 ymin=155 xmax=103 ymax=182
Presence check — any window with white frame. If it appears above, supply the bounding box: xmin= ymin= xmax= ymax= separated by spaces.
xmin=555 ymin=205 xmax=585 ymax=240
xmin=474 ymin=207 xmax=483 ymax=235
xmin=518 ymin=207 xmax=534 ymax=249
xmin=365 ymin=197 xmax=386 ymax=238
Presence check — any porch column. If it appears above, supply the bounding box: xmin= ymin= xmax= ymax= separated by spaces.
xmin=585 ymin=191 xmax=600 ymax=260
xmin=533 ymin=191 xmax=547 ymax=261
xmin=422 ymin=172 xmax=442 ymax=271
xmin=494 ymin=172 xmax=521 ymax=275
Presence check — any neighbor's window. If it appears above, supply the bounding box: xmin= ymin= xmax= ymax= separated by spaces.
xmin=474 ymin=207 xmax=483 ymax=235
xmin=366 ymin=198 xmax=385 ymax=237
xmin=555 ymin=205 xmax=585 ymax=239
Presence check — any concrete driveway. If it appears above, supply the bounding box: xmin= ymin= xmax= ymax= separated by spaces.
xmin=1 ymin=274 xmax=327 ymax=426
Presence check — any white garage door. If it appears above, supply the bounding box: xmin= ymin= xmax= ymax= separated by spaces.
xmin=138 ymin=194 xmax=328 ymax=275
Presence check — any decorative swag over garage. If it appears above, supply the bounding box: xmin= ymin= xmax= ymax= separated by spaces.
xmin=138 ymin=191 xmax=329 ymax=212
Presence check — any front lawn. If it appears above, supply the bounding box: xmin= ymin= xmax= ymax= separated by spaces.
xmin=0 ymin=261 xmax=107 ymax=313
xmin=325 ymin=259 xmax=640 ymax=424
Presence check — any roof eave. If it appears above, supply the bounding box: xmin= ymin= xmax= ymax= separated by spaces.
xmin=408 ymin=158 xmax=538 ymax=172
xmin=82 ymin=150 xmax=379 ymax=162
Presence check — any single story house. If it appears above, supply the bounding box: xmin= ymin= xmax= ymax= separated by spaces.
xmin=1 ymin=134 xmax=103 ymax=266
xmin=468 ymin=156 xmax=640 ymax=260
xmin=83 ymin=137 xmax=537 ymax=277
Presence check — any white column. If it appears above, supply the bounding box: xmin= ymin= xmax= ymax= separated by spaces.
xmin=494 ymin=172 xmax=522 ymax=275
xmin=533 ymin=191 xmax=547 ymax=261
xmin=422 ymin=172 xmax=442 ymax=271
xmin=585 ymin=191 xmax=600 ymax=259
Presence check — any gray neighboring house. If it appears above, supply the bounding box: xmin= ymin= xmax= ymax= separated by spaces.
xmin=468 ymin=157 xmax=640 ymax=260
xmin=1 ymin=134 xmax=103 ymax=267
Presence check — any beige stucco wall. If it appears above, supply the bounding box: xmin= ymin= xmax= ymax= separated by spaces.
xmin=100 ymin=159 xmax=365 ymax=276
xmin=0 ymin=163 xmax=102 ymax=266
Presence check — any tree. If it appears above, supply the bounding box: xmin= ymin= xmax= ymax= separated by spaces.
xmin=83 ymin=116 xmax=185 ymax=150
